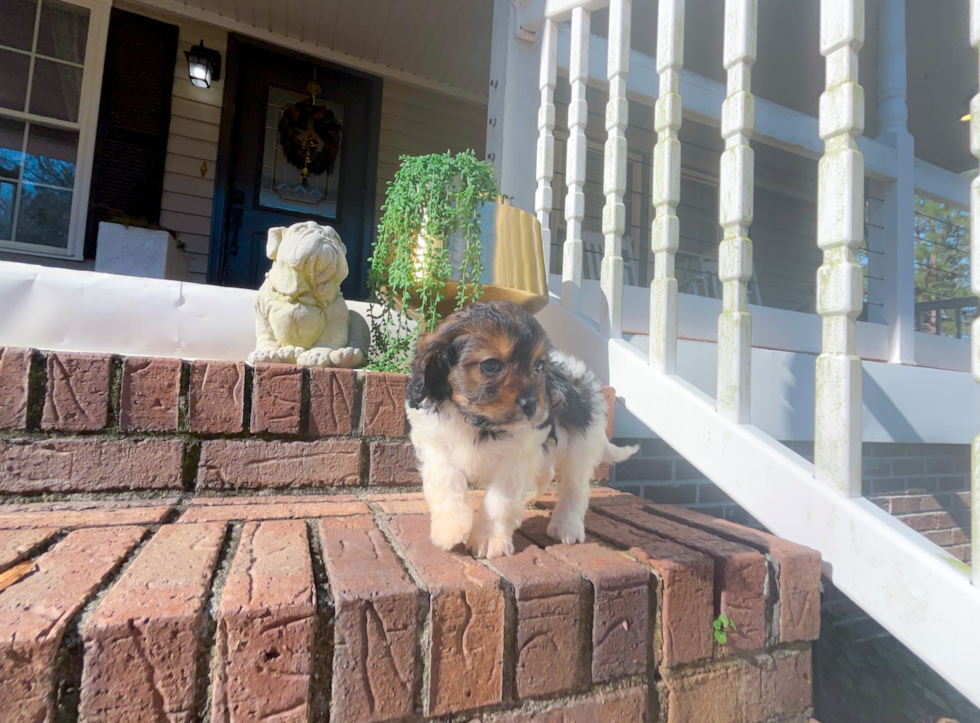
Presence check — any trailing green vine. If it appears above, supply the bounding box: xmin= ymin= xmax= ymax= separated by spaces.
xmin=366 ymin=150 xmax=502 ymax=373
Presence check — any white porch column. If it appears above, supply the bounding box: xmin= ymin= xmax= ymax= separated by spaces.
xmin=814 ymin=0 xmax=865 ymax=497
xmin=599 ymin=0 xmax=631 ymax=338
xmin=872 ymin=0 xmax=916 ymax=365
xmin=716 ymin=0 xmax=757 ymax=423
xmin=562 ymin=7 xmax=592 ymax=312
xmin=649 ymin=0 xmax=685 ymax=374
xmin=535 ymin=20 xmax=559 ymax=285
xmin=486 ymin=0 xmax=543 ymax=261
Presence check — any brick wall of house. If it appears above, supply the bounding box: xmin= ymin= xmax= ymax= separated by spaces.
xmin=862 ymin=444 xmax=972 ymax=564
xmin=612 ymin=437 xmax=972 ymax=565
xmin=611 ymin=438 xmax=761 ymax=527
xmin=0 ymin=346 xmax=820 ymax=723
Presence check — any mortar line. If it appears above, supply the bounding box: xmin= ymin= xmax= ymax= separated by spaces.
xmin=366 ymin=499 xmax=432 ymax=717
xmin=194 ymin=521 xmax=240 ymax=723
xmin=52 ymin=523 xmax=157 ymax=723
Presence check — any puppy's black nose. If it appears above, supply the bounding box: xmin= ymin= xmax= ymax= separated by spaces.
xmin=518 ymin=396 xmax=538 ymax=418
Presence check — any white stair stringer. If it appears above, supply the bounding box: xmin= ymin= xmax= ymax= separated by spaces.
xmin=539 ymin=300 xmax=980 ymax=707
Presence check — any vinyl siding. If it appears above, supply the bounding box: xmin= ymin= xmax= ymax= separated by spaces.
xmin=158 ymin=20 xmax=227 ymax=284
xmin=375 ymin=80 xmax=488 ymax=226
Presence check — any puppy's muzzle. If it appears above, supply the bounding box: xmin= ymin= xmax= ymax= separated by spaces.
xmin=518 ymin=395 xmax=538 ymax=419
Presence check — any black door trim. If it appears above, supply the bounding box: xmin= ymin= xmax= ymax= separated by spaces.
xmin=207 ymin=34 xmax=383 ymax=299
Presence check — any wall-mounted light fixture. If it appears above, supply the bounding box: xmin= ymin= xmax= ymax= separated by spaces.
xmin=961 ymin=86 xmax=978 ymax=122
xmin=185 ymin=40 xmax=221 ymax=89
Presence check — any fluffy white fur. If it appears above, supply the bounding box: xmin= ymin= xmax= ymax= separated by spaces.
xmin=407 ymin=349 xmax=637 ymax=557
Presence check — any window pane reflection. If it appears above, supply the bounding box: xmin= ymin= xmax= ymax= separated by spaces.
xmin=24 ymin=125 xmax=77 ymax=187
xmin=0 ymin=0 xmax=38 ymax=52
xmin=36 ymin=0 xmax=89 ymax=64
xmin=0 ymin=182 xmax=15 ymax=241
xmin=17 ymin=182 xmax=71 ymax=247
xmin=0 ymin=50 xmax=31 ymax=113
xmin=29 ymin=58 xmax=82 ymax=122
xmin=0 ymin=119 xmax=26 ymax=180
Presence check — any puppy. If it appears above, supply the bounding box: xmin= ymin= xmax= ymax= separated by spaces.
xmin=406 ymin=301 xmax=638 ymax=558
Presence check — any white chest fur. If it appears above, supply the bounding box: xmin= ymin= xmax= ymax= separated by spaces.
xmin=407 ymin=404 xmax=549 ymax=491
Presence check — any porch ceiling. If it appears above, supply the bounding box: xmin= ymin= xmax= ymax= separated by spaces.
xmin=142 ymin=0 xmax=495 ymax=101
xmin=136 ymin=0 xmax=972 ymax=173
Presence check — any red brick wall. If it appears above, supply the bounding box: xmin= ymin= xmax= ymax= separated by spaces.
xmin=0 ymin=348 xmax=614 ymax=496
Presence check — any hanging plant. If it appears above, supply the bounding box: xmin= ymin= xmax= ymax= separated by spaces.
xmin=366 ymin=149 xmax=502 ymax=373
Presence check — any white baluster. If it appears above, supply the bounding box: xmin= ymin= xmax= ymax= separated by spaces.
xmin=716 ymin=0 xmax=756 ymax=421
xmin=969 ymin=0 xmax=980 ymax=584
xmin=649 ymin=0 xmax=685 ymax=374
xmin=536 ymin=19 xmax=558 ymax=276
xmin=600 ymin=0 xmax=630 ymax=338
xmin=562 ymin=7 xmax=591 ymax=311
xmin=815 ymin=0 xmax=865 ymax=496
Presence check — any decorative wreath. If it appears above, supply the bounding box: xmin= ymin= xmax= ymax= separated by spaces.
xmin=277 ymin=100 xmax=343 ymax=180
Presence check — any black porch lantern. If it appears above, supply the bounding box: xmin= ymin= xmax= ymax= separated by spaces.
xmin=185 ymin=40 xmax=221 ymax=89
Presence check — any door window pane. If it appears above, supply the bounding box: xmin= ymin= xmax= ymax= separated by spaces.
xmin=29 ymin=58 xmax=82 ymax=121
xmin=0 ymin=0 xmax=37 ymax=52
xmin=0 ymin=119 xmax=26 ymax=180
xmin=17 ymin=182 xmax=71 ymax=247
xmin=36 ymin=0 xmax=89 ymax=64
xmin=258 ymin=86 xmax=344 ymax=219
xmin=24 ymin=125 xmax=77 ymax=187
xmin=0 ymin=51 xmax=32 ymax=113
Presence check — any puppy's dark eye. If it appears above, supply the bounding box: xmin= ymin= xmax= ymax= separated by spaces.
xmin=480 ymin=359 xmax=503 ymax=375
xmin=534 ymin=360 xmax=545 ymax=374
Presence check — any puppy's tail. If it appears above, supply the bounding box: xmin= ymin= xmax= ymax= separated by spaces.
xmin=602 ymin=441 xmax=639 ymax=465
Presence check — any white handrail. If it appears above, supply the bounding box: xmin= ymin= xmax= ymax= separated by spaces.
xmin=969 ymin=0 xmax=980 ymax=586
xmin=535 ymin=18 xmax=559 ymax=278
xmin=716 ymin=0 xmax=757 ymax=423
xmin=598 ymin=0 xmax=630 ymax=338
xmin=814 ymin=0 xmax=866 ymax=496
xmin=648 ymin=0 xmax=684 ymax=374
xmin=561 ymin=7 xmax=590 ymax=312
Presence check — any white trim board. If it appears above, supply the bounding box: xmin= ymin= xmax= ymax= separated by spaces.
xmin=126 ymin=0 xmax=490 ymax=106
xmin=551 ymin=275 xmax=972 ymax=374
xmin=613 ymin=336 xmax=978 ymax=445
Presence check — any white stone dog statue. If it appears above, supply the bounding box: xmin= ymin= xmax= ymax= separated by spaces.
xmin=248 ymin=221 xmax=366 ymax=368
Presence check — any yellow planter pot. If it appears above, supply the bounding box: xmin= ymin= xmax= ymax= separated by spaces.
xmin=401 ymin=201 xmax=549 ymax=319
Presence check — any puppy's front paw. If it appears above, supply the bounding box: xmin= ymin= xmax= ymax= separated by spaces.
xmin=430 ymin=513 xmax=472 ymax=551
xmin=547 ymin=515 xmax=586 ymax=545
xmin=467 ymin=531 xmax=515 ymax=558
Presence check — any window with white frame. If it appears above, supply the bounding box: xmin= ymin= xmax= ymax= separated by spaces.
xmin=0 ymin=0 xmax=109 ymax=258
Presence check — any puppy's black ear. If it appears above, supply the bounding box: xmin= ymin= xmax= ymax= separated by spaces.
xmin=406 ymin=324 xmax=460 ymax=409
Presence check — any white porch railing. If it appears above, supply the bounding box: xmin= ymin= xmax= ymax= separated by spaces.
xmin=971 ymin=0 xmax=980 ymax=585
xmin=508 ymin=0 xmax=980 ymax=706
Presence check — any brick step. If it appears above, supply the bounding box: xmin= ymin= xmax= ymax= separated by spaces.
xmin=0 ymin=488 xmax=819 ymax=723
